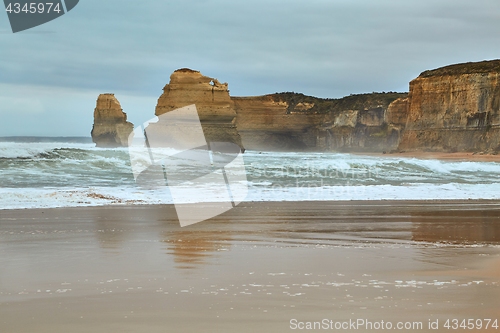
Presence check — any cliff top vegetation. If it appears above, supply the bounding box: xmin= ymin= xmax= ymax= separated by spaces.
xmin=270 ymin=92 xmax=407 ymax=114
xmin=419 ymin=60 xmax=500 ymax=78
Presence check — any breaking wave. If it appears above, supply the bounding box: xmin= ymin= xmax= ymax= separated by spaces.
xmin=1 ymin=140 xmax=499 ymax=209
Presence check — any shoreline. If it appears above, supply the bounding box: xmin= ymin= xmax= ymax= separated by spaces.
xmin=3 ymin=198 xmax=500 ymax=214
xmin=352 ymin=150 xmax=500 ymax=162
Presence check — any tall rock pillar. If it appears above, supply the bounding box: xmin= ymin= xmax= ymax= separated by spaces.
xmin=91 ymin=93 xmax=133 ymax=147
xmin=153 ymin=68 xmax=244 ymax=151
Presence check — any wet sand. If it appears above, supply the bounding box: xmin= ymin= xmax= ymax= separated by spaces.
xmin=1 ymin=201 xmax=500 ymax=332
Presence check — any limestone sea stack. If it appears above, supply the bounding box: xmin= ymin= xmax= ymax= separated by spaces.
xmin=152 ymin=68 xmax=244 ymax=151
xmin=398 ymin=60 xmax=500 ymax=153
xmin=90 ymin=60 xmax=500 ymax=153
xmin=91 ymin=94 xmax=133 ymax=147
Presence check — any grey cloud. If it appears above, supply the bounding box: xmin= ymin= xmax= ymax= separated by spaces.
xmin=1 ymin=0 xmax=500 ymax=135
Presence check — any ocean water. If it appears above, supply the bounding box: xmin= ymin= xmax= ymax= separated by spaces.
xmin=1 ymin=138 xmax=500 ymax=209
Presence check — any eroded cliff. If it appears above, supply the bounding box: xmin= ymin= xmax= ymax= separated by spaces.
xmin=234 ymin=92 xmax=407 ymax=151
xmin=233 ymin=95 xmax=324 ymax=150
xmin=91 ymin=94 xmax=133 ymax=147
xmin=92 ymin=61 xmax=500 ymax=153
xmin=144 ymin=68 xmax=406 ymax=152
xmin=152 ymin=68 xmax=244 ymax=150
xmin=398 ymin=60 xmax=500 ymax=153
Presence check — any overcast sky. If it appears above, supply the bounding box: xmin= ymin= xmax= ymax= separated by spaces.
xmin=1 ymin=0 xmax=500 ymax=136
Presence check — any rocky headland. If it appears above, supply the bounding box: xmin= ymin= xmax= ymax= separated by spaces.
xmin=92 ymin=60 xmax=500 ymax=154
xmin=91 ymin=94 xmax=133 ymax=147
xmin=398 ymin=60 xmax=500 ymax=153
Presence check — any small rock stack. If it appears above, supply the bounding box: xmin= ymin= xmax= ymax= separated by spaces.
xmin=91 ymin=93 xmax=133 ymax=147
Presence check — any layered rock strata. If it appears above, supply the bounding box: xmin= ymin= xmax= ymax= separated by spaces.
xmin=92 ymin=60 xmax=500 ymax=154
xmin=384 ymin=97 xmax=409 ymax=146
xmin=91 ymin=94 xmax=133 ymax=147
xmin=234 ymin=92 xmax=407 ymax=151
xmin=151 ymin=68 xmax=244 ymax=151
xmin=398 ymin=60 xmax=500 ymax=153
xmin=147 ymin=69 xmax=406 ymax=152
xmin=233 ymin=95 xmax=324 ymax=150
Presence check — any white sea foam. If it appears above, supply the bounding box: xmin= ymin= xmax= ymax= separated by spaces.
xmin=0 ymin=182 xmax=499 ymax=210
xmin=1 ymin=142 xmax=500 ymax=210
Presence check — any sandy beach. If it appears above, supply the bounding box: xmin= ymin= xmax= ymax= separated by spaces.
xmin=4 ymin=1 xmax=500 ymax=333
xmin=1 ymin=200 xmax=499 ymax=332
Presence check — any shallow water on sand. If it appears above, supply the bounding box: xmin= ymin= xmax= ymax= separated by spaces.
xmin=0 ymin=201 xmax=499 ymax=333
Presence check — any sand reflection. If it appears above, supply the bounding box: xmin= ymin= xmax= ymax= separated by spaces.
xmin=162 ymin=228 xmax=232 ymax=269
xmin=411 ymin=208 xmax=500 ymax=244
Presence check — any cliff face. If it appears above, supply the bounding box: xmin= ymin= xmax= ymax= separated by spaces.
xmin=386 ymin=97 xmax=409 ymax=128
xmin=384 ymin=97 xmax=409 ymax=145
xmin=153 ymin=68 xmax=244 ymax=150
xmin=318 ymin=93 xmax=407 ymax=152
xmin=234 ymin=92 xmax=407 ymax=151
xmin=399 ymin=60 xmax=500 ymax=153
xmin=147 ymin=69 xmax=406 ymax=152
xmin=91 ymin=94 xmax=133 ymax=147
xmin=233 ymin=95 xmax=324 ymax=150
xmin=93 ymin=61 xmax=500 ymax=153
